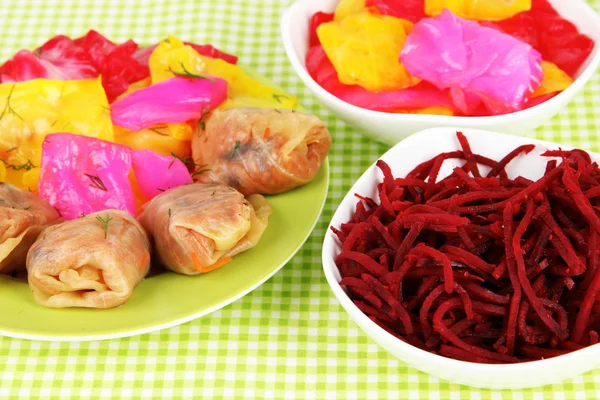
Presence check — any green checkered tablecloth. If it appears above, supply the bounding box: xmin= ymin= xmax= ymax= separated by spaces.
xmin=1 ymin=0 xmax=600 ymax=398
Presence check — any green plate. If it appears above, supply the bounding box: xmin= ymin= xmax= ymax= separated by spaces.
xmin=0 ymin=162 xmax=329 ymax=342
xmin=0 ymin=161 xmax=328 ymax=341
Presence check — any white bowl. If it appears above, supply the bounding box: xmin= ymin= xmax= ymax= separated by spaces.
xmin=282 ymin=0 xmax=600 ymax=144
xmin=322 ymin=127 xmax=600 ymax=389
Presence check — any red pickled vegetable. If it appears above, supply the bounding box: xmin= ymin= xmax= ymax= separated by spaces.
xmin=366 ymin=0 xmax=426 ymax=23
xmin=0 ymin=30 xmax=237 ymax=102
xmin=305 ymin=45 xmax=453 ymax=112
xmin=486 ymin=0 xmax=594 ymax=77
xmin=309 ymin=12 xmax=334 ymax=47
xmin=335 ymin=130 xmax=600 ymax=363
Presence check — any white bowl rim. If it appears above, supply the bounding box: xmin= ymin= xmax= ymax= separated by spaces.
xmin=281 ymin=0 xmax=600 ymax=125
xmin=321 ymin=126 xmax=600 ymax=376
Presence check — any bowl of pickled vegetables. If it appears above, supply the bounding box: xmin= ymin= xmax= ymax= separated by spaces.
xmin=282 ymin=0 xmax=600 ymax=144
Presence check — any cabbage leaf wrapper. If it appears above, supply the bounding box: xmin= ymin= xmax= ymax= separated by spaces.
xmin=27 ymin=210 xmax=151 ymax=308
xmin=138 ymin=184 xmax=271 ymax=275
xmin=0 ymin=183 xmax=60 ymax=274
xmin=192 ymin=108 xmax=331 ymax=195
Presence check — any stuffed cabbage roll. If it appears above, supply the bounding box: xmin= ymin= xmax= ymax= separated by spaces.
xmin=138 ymin=183 xmax=271 ymax=275
xmin=192 ymin=107 xmax=331 ymax=195
xmin=0 ymin=183 xmax=60 ymax=274
xmin=27 ymin=210 xmax=150 ymax=308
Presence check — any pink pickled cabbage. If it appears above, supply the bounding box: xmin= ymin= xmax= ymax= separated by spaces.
xmin=38 ymin=133 xmax=192 ymax=219
xmin=400 ymin=9 xmax=543 ymax=115
xmin=131 ymin=150 xmax=192 ymax=199
xmin=306 ymin=45 xmax=452 ymax=111
xmin=110 ymin=76 xmax=228 ymax=131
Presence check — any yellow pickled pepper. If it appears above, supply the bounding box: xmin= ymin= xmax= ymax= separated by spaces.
xmin=334 ymin=0 xmax=367 ymax=20
xmin=0 ymin=77 xmax=112 ymax=191
xmin=531 ymin=61 xmax=573 ymax=98
xmin=425 ymin=0 xmax=531 ymax=21
xmin=148 ymin=37 xmax=204 ymax=141
xmin=317 ymin=11 xmax=419 ymax=92
xmin=150 ymin=36 xmax=297 ymax=111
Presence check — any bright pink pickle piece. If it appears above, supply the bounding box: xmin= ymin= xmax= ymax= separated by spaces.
xmin=131 ymin=150 xmax=193 ymax=199
xmin=400 ymin=10 xmax=543 ymax=115
xmin=38 ymin=133 xmax=192 ymax=219
xmin=110 ymin=76 xmax=228 ymax=131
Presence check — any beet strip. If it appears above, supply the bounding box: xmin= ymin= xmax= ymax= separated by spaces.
xmin=513 ymin=200 xmax=569 ymax=340
xmin=353 ymin=300 xmax=395 ymax=322
xmin=406 ymin=276 xmax=438 ymax=311
xmin=337 ymin=251 xmax=389 ymax=277
xmin=404 ymin=266 xmax=485 ymax=283
xmin=392 ymin=222 xmax=424 ymax=271
xmin=455 ymin=284 xmax=474 ymax=320
xmin=538 ymin=205 xmax=586 ymax=276
xmin=439 ymin=344 xmax=504 ymax=363
xmin=582 ymin=230 xmax=599 ymax=290
xmin=527 ymin=224 xmax=551 ymax=266
xmin=376 ymin=160 xmax=395 ymax=194
xmin=407 ymin=151 xmax=506 ymax=179
xmin=354 ymin=194 xmax=378 ymax=209
xmin=362 ymin=274 xmax=413 ymax=334
xmin=428 ymin=189 xmax=521 ymax=209
xmin=378 ymin=183 xmax=395 ymax=216
xmin=369 ymin=218 xmax=400 ymax=250
xmin=460 ymin=281 xmax=509 ymax=305
xmin=518 ymin=343 xmax=570 ymax=360
xmin=420 ymin=284 xmax=447 ymax=341
xmin=503 ymin=203 xmax=522 ymax=355
xmin=571 ymin=249 xmax=600 ymax=342
xmin=487 ymin=144 xmax=536 ymax=178
xmin=457 ymin=227 xmax=477 ymax=253
xmin=562 ymin=166 xmax=600 ymax=233
xmin=341 ymin=222 xmax=370 ymax=252
xmin=456 ymin=131 xmax=481 ymax=178
xmin=506 ymin=166 xmax=564 ymax=206
xmin=408 ymin=244 xmax=454 ymax=294
xmin=584 ymin=186 xmax=600 ymax=199
xmin=433 ymin=298 xmax=519 ymax=363
xmin=444 ymin=245 xmax=496 ymax=274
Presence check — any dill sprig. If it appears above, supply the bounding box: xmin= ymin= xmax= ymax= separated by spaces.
xmin=96 ymin=214 xmax=113 ymax=239
xmin=0 ymin=85 xmax=24 ymax=122
xmin=272 ymin=93 xmax=289 ymax=104
xmin=192 ymin=167 xmax=211 ymax=177
xmin=169 ymin=152 xmax=208 ymax=172
xmin=149 ymin=126 xmax=168 ymax=136
xmin=84 ymin=173 xmax=108 ymax=192
xmin=198 ymin=106 xmax=211 ymax=131
xmin=168 ymin=62 xmax=215 ymax=81
xmin=228 ymin=141 xmax=240 ymax=160
xmin=0 ymin=158 xmax=35 ymax=171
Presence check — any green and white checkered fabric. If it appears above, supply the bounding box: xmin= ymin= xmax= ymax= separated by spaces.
xmin=1 ymin=0 xmax=600 ymax=398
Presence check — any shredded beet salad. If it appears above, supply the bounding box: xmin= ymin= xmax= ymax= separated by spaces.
xmin=332 ymin=132 xmax=600 ymax=363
